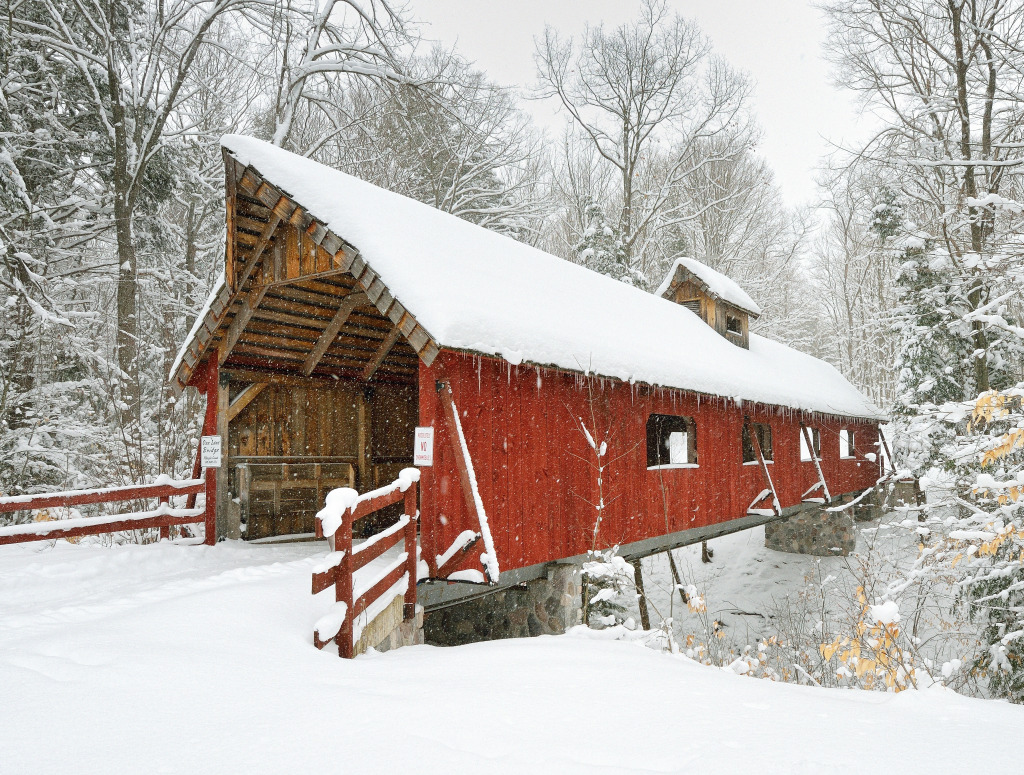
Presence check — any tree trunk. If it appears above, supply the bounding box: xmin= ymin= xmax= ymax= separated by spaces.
xmin=949 ymin=1 xmax=991 ymax=394
xmin=106 ymin=16 xmax=142 ymax=477
xmin=113 ymin=191 xmax=142 ymax=466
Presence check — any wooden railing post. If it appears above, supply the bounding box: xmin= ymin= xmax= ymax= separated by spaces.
xmin=337 ymin=519 xmax=355 ymax=659
xmin=311 ymin=474 xmax=422 ymax=658
xmin=159 ymin=495 xmax=170 ymax=541
xmin=403 ymin=481 xmax=418 ymax=620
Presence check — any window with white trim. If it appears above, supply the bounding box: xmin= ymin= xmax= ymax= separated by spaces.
xmin=840 ymin=429 xmax=856 ymax=459
xmin=799 ymin=428 xmax=821 ymax=461
xmin=647 ymin=414 xmax=697 ymax=467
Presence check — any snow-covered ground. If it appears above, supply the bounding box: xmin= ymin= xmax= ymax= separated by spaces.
xmin=3 ymin=537 xmax=1022 ymax=774
xmin=636 ymin=523 xmax=893 ymax=644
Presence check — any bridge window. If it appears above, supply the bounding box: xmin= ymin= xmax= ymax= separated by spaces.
xmin=647 ymin=414 xmax=697 ymax=468
xmin=840 ymin=429 xmax=855 ymax=459
xmin=799 ymin=428 xmax=821 ymax=461
xmin=742 ymin=423 xmax=773 ymax=464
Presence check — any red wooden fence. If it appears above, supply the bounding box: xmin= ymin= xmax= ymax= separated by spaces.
xmin=0 ymin=477 xmax=209 ymax=545
xmin=311 ymin=472 xmax=419 ymax=658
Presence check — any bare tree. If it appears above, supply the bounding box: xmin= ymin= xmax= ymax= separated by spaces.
xmin=7 ymin=0 xmax=273 ymax=464
xmin=811 ymin=166 xmax=901 ymax=407
xmin=5 ymin=0 xmax=421 ymax=481
xmin=534 ymin=0 xmax=753 ymax=285
xmin=289 ymin=48 xmax=548 ymax=241
xmin=259 ymin=0 xmax=415 ymax=152
xmin=666 ymin=143 xmax=813 ymax=338
xmin=822 ymin=0 xmax=1024 ymax=393
xmin=540 ymin=127 xmax=619 ymax=261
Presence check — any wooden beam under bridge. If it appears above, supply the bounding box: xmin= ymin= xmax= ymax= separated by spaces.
xmin=415 ymin=494 xmax=874 ymax=611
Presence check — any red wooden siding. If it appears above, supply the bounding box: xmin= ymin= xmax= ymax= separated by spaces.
xmin=419 ymin=351 xmax=880 ymax=575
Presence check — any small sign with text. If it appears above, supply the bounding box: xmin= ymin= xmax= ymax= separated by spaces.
xmin=200 ymin=435 xmax=222 ymax=469
xmin=413 ymin=426 xmax=434 ymax=466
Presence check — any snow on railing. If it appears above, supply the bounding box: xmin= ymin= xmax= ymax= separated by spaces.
xmin=315 ymin=467 xmax=419 ymax=539
xmin=353 ymin=515 xmax=410 ymax=557
xmin=311 ymin=471 xmax=419 ymax=658
xmin=0 ymin=477 xmax=205 ymax=510
xmin=0 ymin=477 xmax=209 ymax=546
xmin=0 ymin=505 xmax=205 ymax=538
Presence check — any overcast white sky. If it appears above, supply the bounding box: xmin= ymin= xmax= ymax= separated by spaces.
xmin=409 ymin=0 xmax=867 ymax=208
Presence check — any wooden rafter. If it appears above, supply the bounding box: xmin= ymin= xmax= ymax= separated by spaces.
xmin=361 ymin=325 xmax=402 ymax=382
xmin=171 ymin=154 xmax=441 ymax=394
xmin=263 ymin=265 xmax=353 ymax=289
xmin=233 ymin=195 xmax=292 ymax=292
xmin=302 ymin=291 xmax=367 ymax=376
xmin=219 ymin=282 xmax=271 ymax=366
xmin=226 ymin=383 xmax=267 ymax=422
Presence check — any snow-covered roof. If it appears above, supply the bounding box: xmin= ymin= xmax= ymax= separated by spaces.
xmin=183 ymin=135 xmax=882 ymax=420
xmin=656 ymin=257 xmax=762 ymax=317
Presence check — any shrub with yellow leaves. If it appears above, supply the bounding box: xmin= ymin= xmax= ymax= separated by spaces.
xmin=817 ymin=588 xmax=916 ymax=691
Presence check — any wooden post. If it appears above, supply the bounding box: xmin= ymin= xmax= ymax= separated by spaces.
xmin=877 ymin=426 xmax=894 ymax=478
xmin=403 ymin=481 xmax=418 ymax=620
xmin=203 ymin=357 xmax=219 ymax=546
xmin=215 ymin=369 xmax=230 ymax=540
xmin=435 ymin=380 xmax=477 ymax=520
xmin=666 ymin=550 xmax=689 ymax=606
xmin=355 ymin=389 xmax=372 ymax=490
xmin=159 ymin=495 xmax=170 ymax=541
xmin=630 ymin=558 xmax=651 ymax=630
xmin=185 ymin=437 xmax=202 ymax=511
xmin=337 ymin=518 xmax=355 ymax=659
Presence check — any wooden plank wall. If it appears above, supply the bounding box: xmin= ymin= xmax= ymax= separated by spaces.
xmin=419 ymin=351 xmax=880 ymax=574
xmin=671 ymin=281 xmax=750 ymax=348
xmin=228 ymin=381 xmax=417 ymax=539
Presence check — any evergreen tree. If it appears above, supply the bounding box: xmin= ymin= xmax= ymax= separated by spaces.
xmin=582 ymin=549 xmax=635 ymax=627
xmin=573 ymin=200 xmax=631 ymax=283
xmin=890 ymin=249 xmax=976 ymax=475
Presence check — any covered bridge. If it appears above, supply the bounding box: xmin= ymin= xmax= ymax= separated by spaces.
xmin=171 ymin=135 xmax=884 ymax=614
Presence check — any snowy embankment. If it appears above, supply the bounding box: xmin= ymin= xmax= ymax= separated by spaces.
xmin=2 ymin=540 xmax=1022 ymax=774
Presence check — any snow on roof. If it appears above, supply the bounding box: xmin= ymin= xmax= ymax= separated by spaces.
xmin=656 ymin=257 xmax=762 ymax=316
xmin=211 ymin=135 xmax=882 ymax=420
xmin=169 ymin=271 xmax=224 ymax=383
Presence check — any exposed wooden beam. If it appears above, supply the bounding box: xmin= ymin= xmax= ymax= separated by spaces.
xmin=302 ymin=292 xmax=367 ymax=376
xmin=226 ymin=383 xmax=267 ymax=422
xmin=234 ymin=196 xmax=293 ymax=292
xmin=262 ymin=265 xmax=354 ymax=289
xmin=221 ymin=366 xmax=414 ymax=388
xmin=361 ymin=325 xmax=402 ymax=382
xmin=219 ymin=282 xmax=271 ymax=366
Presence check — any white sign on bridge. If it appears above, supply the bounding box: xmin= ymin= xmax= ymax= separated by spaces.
xmin=200 ymin=435 xmax=222 ymax=469
xmin=414 ymin=426 xmax=434 ymax=466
